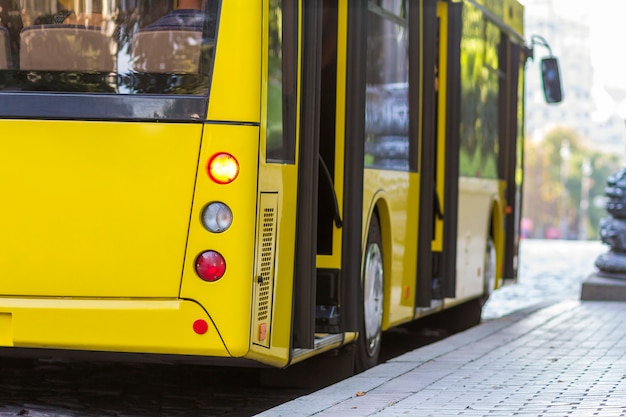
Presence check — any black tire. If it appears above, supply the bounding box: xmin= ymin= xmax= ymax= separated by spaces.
xmin=355 ymin=214 xmax=384 ymax=372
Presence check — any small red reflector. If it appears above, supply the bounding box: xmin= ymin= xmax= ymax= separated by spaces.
xmin=208 ymin=153 xmax=240 ymax=184
xmin=193 ymin=319 xmax=209 ymax=335
xmin=259 ymin=323 xmax=267 ymax=342
xmin=403 ymin=285 xmax=410 ymax=299
xmin=195 ymin=251 xmax=226 ymax=281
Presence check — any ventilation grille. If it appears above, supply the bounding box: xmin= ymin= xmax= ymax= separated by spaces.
xmin=252 ymin=193 xmax=278 ymax=348
xmin=257 ymin=206 xmax=275 ymax=322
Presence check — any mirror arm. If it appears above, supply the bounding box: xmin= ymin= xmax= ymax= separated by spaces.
xmin=529 ymin=34 xmax=554 ymax=60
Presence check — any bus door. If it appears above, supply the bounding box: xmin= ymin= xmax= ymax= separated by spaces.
xmin=256 ymin=0 xmax=353 ymax=359
xmin=430 ymin=0 xmax=462 ymax=301
xmin=291 ymin=0 xmax=326 ymax=350
xmin=499 ymin=37 xmax=527 ymax=282
xmin=310 ymin=0 xmax=345 ymax=338
xmin=252 ymin=0 xmax=354 ymax=366
xmin=293 ymin=0 xmax=355 ymax=350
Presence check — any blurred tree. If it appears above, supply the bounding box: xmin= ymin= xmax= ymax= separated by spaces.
xmin=522 ymin=127 xmax=621 ymax=239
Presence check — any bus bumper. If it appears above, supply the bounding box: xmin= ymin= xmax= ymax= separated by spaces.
xmin=0 ymin=298 xmax=232 ymax=357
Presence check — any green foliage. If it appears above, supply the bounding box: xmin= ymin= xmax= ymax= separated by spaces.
xmin=522 ymin=127 xmax=622 ymax=239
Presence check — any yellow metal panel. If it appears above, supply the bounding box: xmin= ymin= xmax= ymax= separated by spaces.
xmin=503 ymin=0 xmax=524 ymax=36
xmin=180 ymin=124 xmax=259 ymax=358
xmin=494 ymin=180 xmax=507 ymax=285
xmin=0 ymin=298 xmax=229 ymax=356
xmin=433 ymin=1 xmax=448 ymax=253
xmin=0 ymin=313 xmax=11 ymax=346
xmin=455 ymin=177 xmax=498 ymax=300
xmin=207 ymin=0 xmax=262 ymax=122
xmin=0 ymin=120 xmax=200 ymax=298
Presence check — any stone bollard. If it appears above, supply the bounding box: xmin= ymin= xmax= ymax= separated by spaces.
xmin=595 ymin=168 xmax=626 ymax=273
xmin=581 ymin=167 xmax=626 ymax=300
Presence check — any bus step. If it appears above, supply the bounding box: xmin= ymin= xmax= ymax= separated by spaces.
xmin=432 ymin=277 xmax=443 ymax=300
xmin=315 ymin=305 xmax=340 ymax=333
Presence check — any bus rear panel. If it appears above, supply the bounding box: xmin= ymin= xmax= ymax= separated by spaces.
xmin=0 ymin=0 xmax=267 ymax=362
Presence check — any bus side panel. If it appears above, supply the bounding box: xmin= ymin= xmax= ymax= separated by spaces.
xmin=453 ymin=177 xmax=498 ymax=302
xmin=207 ymin=0 xmax=262 ymax=123
xmin=180 ymin=124 xmax=259 ymax=358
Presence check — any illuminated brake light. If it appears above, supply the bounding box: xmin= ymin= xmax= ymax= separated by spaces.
xmin=208 ymin=153 xmax=239 ymax=184
xmin=195 ymin=250 xmax=226 ymax=281
xmin=202 ymin=202 xmax=233 ymax=233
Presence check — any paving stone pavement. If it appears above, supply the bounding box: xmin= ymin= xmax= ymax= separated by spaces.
xmin=482 ymin=240 xmax=606 ymax=320
xmin=257 ymin=300 xmax=626 ymax=416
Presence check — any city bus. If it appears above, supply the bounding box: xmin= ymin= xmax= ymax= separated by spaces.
xmin=0 ymin=0 xmax=560 ymax=371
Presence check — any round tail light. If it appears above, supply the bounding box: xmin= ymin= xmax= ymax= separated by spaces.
xmin=208 ymin=153 xmax=239 ymax=184
xmin=195 ymin=251 xmax=226 ymax=281
xmin=202 ymin=202 xmax=233 ymax=233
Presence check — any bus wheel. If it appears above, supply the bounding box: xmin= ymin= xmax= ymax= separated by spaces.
xmin=356 ymin=214 xmax=384 ymax=372
xmin=482 ymin=236 xmax=496 ymax=305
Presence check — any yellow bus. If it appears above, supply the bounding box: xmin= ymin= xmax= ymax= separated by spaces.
xmin=0 ymin=0 xmax=560 ymax=371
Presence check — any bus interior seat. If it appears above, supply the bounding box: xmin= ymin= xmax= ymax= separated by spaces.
xmin=131 ymin=29 xmax=202 ymax=74
xmin=20 ymin=25 xmax=114 ymax=72
xmin=0 ymin=26 xmax=11 ymax=69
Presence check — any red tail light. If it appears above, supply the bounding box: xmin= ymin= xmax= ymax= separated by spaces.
xmin=195 ymin=251 xmax=226 ymax=281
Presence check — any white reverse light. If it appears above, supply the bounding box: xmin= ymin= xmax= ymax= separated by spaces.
xmin=202 ymin=202 xmax=233 ymax=233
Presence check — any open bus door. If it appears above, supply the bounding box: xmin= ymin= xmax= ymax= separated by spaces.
xmin=416 ymin=0 xmax=462 ymax=307
xmin=500 ymin=41 xmax=527 ymax=282
xmin=292 ymin=0 xmax=363 ymax=355
xmin=258 ymin=0 xmax=365 ymax=370
xmin=291 ymin=0 xmax=323 ymax=351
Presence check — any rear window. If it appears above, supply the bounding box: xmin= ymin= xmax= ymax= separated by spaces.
xmin=0 ymin=0 xmax=219 ymax=95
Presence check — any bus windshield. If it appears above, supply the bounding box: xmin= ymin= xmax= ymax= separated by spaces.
xmin=0 ymin=0 xmax=219 ymax=95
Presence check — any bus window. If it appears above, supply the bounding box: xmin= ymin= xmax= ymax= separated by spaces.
xmin=0 ymin=0 xmax=220 ymax=95
xmin=266 ymin=0 xmax=297 ymax=163
xmin=266 ymin=0 xmax=285 ymax=161
xmin=0 ymin=26 xmax=10 ymax=69
xmin=459 ymin=7 xmax=502 ymax=179
xmin=365 ymin=1 xmax=409 ymax=171
xmin=0 ymin=0 xmax=22 ymax=66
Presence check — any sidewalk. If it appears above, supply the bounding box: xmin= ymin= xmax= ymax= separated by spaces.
xmin=257 ymin=300 xmax=626 ymax=416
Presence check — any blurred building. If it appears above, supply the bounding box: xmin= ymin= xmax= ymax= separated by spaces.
xmin=523 ymin=0 xmax=626 ymax=155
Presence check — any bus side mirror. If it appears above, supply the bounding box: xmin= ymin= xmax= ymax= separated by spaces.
xmin=541 ymin=57 xmax=562 ymax=103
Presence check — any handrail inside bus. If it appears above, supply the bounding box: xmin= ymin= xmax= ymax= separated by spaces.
xmin=319 ymin=154 xmax=343 ymax=229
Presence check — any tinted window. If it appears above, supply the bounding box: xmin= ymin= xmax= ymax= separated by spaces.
xmin=0 ymin=0 xmax=220 ymax=95
xmin=365 ymin=1 xmax=409 ymax=171
xmin=266 ymin=0 xmax=297 ymax=163
xmin=459 ymin=4 xmax=502 ymax=178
